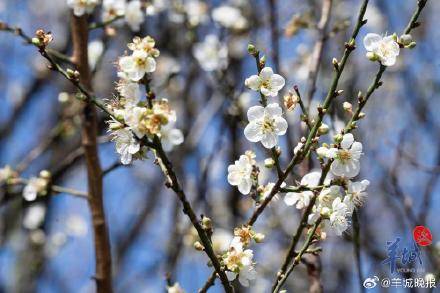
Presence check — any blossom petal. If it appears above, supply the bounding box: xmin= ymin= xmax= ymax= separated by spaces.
xmin=265 ymin=103 xmax=282 ymax=116
xmin=244 ymin=122 xmax=263 ymax=142
xmin=284 ymin=192 xmax=300 ymax=206
xmin=168 ymin=129 xmax=184 ymax=145
xmin=350 ymin=142 xmax=363 ymax=159
xmin=270 ymin=74 xmax=285 ymax=90
xmin=261 ymin=132 xmax=278 ymax=148
xmin=226 ymin=271 xmax=237 ymax=281
xmin=238 ymin=178 xmax=252 ymax=195
xmin=363 ymin=33 xmax=382 ymax=51
xmin=247 ymin=105 xmax=265 ymax=121
xmin=274 ymin=116 xmax=288 ymax=135
xmin=145 ymin=57 xmax=156 ymax=73
xmin=245 ymin=75 xmax=261 ymax=91
xmin=381 ymin=55 xmax=396 ymax=66
xmin=341 ymin=133 xmax=354 ymax=149
xmin=260 ymin=67 xmax=274 ymax=80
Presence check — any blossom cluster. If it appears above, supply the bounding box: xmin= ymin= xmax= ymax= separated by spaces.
xmin=108 ymin=36 xmax=183 ymax=164
xmin=67 ymin=0 xmax=144 ymax=31
xmin=284 ymin=133 xmax=370 ymax=236
xmin=220 ymin=226 xmax=264 ymax=287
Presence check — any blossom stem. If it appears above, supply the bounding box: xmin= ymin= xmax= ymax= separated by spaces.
xmin=198 ymin=270 xmax=217 ymax=293
xmin=89 ymin=15 xmax=124 ymax=30
xmin=0 ymin=22 xmax=73 ymax=64
xmin=10 ymin=178 xmax=88 ymax=199
xmin=151 ymin=137 xmax=234 ymax=292
xmin=294 ymin=85 xmax=312 ymax=130
xmin=345 ymin=64 xmax=386 ymax=132
xmin=280 ymin=185 xmax=325 ymax=193
xmin=404 ymin=0 xmax=428 ymax=35
xmin=272 ymin=218 xmax=322 ymax=292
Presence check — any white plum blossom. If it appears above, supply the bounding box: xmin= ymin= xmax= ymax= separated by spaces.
xmin=212 ymin=5 xmax=247 ymax=30
xmin=364 ymin=33 xmax=400 ymax=66
xmin=159 ymin=123 xmax=184 ymax=152
xmin=260 ymin=181 xmax=286 ymax=201
xmin=23 ymin=177 xmax=48 ymax=201
xmin=224 ymin=237 xmax=254 ymax=271
xmin=244 ymin=103 xmax=288 ymax=148
xmin=117 ymin=81 xmax=141 ymax=106
xmin=346 ymin=179 xmax=370 ymax=207
xmin=145 ymin=0 xmax=167 ymax=16
xmin=227 ymin=154 xmax=253 ymax=194
xmin=123 ymin=106 xmax=147 ymax=137
xmin=193 ymin=35 xmax=228 ymax=72
xmin=184 ymin=0 xmax=208 ymax=27
xmin=125 ymin=0 xmax=144 ymax=31
xmin=307 ymin=185 xmax=342 ymax=225
xmin=119 ymin=50 xmax=156 ymax=81
xmin=285 ymin=171 xmax=331 ymax=209
xmin=223 ymin=237 xmax=256 ymax=286
xmin=323 ymin=133 xmax=363 ymax=178
xmin=112 ymin=128 xmax=140 ymax=164
xmin=23 ymin=204 xmax=46 ymax=230
xmin=245 ymin=67 xmax=285 ymax=97
xmin=318 ymin=185 xmax=341 ymax=209
xmin=67 ymin=0 xmax=99 ymax=16
xmin=102 ymin=0 xmax=125 ymax=22
xmin=226 ymin=264 xmax=257 ymax=287
xmin=329 ymin=197 xmax=350 ymax=236
xmin=284 ymin=190 xmax=312 ymax=209
xmin=88 ymin=40 xmax=104 ymax=70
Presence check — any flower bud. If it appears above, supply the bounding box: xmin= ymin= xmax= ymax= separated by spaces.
xmin=318 ymin=123 xmax=329 ymax=135
xmin=343 ymin=102 xmax=352 ymax=112
xmin=399 ymin=34 xmax=413 ymax=46
xmin=333 ymin=133 xmax=343 ymax=143
xmin=247 ymin=44 xmax=257 ymax=55
xmin=58 ymin=92 xmax=70 ymax=103
xmin=253 ymin=233 xmax=265 ymax=243
xmin=316 ymin=146 xmax=328 ymax=157
xmin=259 ymin=55 xmax=266 ymax=67
xmin=66 ymin=69 xmax=77 ymax=79
xmin=366 ymin=52 xmax=379 ymax=61
xmin=31 ymin=37 xmax=41 ymax=46
xmin=194 ymin=241 xmax=204 ymax=251
xmin=39 ymin=170 xmax=51 ymax=180
xmin=275 ymin=146 xmax=281 ymax=156
xmin=264 ymin=158 xmax=275 ymax=168
xmin=201 ymin=216 xmax=212 ymax=230
xmin=407 ymin=41 xmax=417 ymax=49
xmin=332 ymin=58 xmax=339 ymax=70
xmin=283 ymin=92 xmax=299 ymax=111
xmin=358 ymin=112 xmax=366 ymax=119
xmin=320 ymin=207 xmax=331 ymax=217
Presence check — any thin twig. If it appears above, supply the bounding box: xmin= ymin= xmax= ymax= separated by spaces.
xmin=305 ymin=0 xmax=333 ymax=107
xmin=198 ymin=271 xmax=217 ymax=293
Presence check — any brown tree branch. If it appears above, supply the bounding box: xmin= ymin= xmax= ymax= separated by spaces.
xmin=70 ymin=14 xmax=113 ymax=293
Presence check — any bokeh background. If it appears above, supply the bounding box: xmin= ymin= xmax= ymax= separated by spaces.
xmin=0 ymin=0 xmax=439 ymax=292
